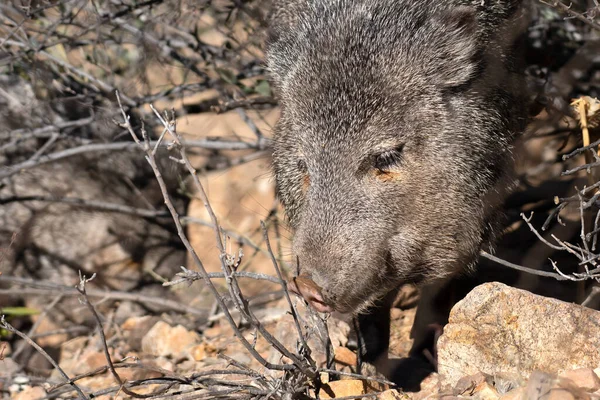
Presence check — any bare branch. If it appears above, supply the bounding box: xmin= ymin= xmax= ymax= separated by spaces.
xmin=0 ymin=316 xmax=89 ymax=400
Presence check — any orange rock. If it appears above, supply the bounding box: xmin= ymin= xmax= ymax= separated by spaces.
xmin=334 ymin=346 xmax=357 ymax=366
xmin=377 ymin=389 xmax=405 ymax=399
xmin=560 ymin=369 xmax=600 ymax=392
xmin=141 ymin=321 xmax=201 ymax=357
xmin=13 ymin=386 xmax=46 ymax=400
xmin=473 ymin=382 xmax=500 ymax=400
xmin=189 ymin=344 xmax=206 ymax=361
xmin=547 ymin=389 xmax=576 ymax=400
xmin=499 ymin=387 xmax=524 ymax=400
xmin=121 ymin=316 xmax=153 ymax=331
xmin=317 ymin=380 xmax=366 ymax=399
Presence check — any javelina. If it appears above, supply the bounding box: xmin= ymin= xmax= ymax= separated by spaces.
xmin=266 ymin=0 xmax=530 ymax=367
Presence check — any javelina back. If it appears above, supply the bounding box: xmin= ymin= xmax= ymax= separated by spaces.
xmin=266 ymin=0 xmax=530 ymax=367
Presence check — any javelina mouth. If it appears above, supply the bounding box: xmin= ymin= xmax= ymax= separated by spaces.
xmin=287 ymin=275 xmax=334 ymax=313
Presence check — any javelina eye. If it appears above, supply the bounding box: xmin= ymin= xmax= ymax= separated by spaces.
xmin=373 ymin=145 xmax=404 ymax=172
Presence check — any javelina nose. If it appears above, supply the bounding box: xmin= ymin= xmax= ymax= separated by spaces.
xmin=287 ymin=274 xmax=333 ymax=313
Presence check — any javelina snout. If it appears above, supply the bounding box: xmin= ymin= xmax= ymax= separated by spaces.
xmin=267 ymin=0 xmax=530 ymax=315
xmin=288 ymin=178 xmax=400 ymax=313
xmin=287 ymin=274 xmax=332 ymax=313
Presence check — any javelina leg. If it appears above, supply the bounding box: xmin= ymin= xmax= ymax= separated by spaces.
xmin=348 ymin=288 xmax=399 ymax=374
xmin=409 ymin=280 xmax=452 ymax=360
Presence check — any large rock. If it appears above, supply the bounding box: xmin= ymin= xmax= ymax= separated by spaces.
xmin=438 ymin=282 xmax=600 ymax=387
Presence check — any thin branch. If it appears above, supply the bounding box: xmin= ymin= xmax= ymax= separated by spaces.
xmin=540 ymin=0 xmax=600 ymax=31
xmin=0 ymin=138 xmax=265 ymax=180
xmin=480 ymin=251 xmax=569 ymax=280
xmin=0 ymin=195 xmax=169 ymax=218
xmin=76 ymin=272 xmax=150 ymax=398
xmin=116 ymin=93 xmax=298 ymax=373
xmin=0 ymin=316 xmax=89 ymax=400
xmin=0 ymin=276 xmax=208 ymax=318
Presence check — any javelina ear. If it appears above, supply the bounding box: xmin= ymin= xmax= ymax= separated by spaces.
xmin=265 ymin=0 xmax=308 ymax=89
xmin=423 ymin=6 xmax=480 ymax=89
xmin=266 ymin=0 xmax=305 ymax=45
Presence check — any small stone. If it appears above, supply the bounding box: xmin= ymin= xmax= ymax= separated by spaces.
xmin=82 ymin=351 xmax=107 ymax=371
xmin=327 ymin=317 xmax=351 ymax=348
xmin=334 ymin=347 xmax=357 ymax=366
xmin=13 ymin=376 xmax=30 ymax=385
xmin=454 ymin=372 xmax=489 ymax=396
xmin=189 ymin=343 xmax=211 ymax=361
xmin=122 ymin=316 xmax=160 ymax=351
xmin=412 ymin=373 xmax=441 ymax=400
xmin=560 ymin=369 xmax=600 ymax=392
xmin=203 ymin=323 xmax=234 ymax=339
xmin=524 ymin=371 xmax=556 ymax=400
xmin=121 ymin=315 xmax=153 ymax=330
xmin=0 ymin=357 xmax=20 ymax=376
xmin=317 ymin=380 xmax=366 ymax=399
xmin=473 ymin=382 xmax=500 ymax=400
xmin=30 ymin=318 xmax=67 ymax=348
xmin=499 ymin=387 xmax=524 ymax=400
xmin=378 ymin=389 xmax=405 ymax=399
xmin=153 ymin=356 xmax=174 ymax=371
xmin=224 ymin=352 xmax=251 ymax=365
xmin=13 ymin=386 xmax=46 ymax=400
xmin=547 ymin=389 xmax=576 ymax=400
xmin=141 ymin=321 xmax=200 ymax=357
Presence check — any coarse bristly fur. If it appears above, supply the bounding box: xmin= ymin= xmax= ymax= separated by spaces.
xmin=266 ymin=0 xmax=530 ymax=315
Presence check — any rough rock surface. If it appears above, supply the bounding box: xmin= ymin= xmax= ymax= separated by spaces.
xmin=438 ymin=282 xmax=600 ymax=387
xmin=141 ymin=321 xmax=201 ymax=357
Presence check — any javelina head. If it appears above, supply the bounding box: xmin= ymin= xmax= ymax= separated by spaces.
xmin=267 ymin=0 xmax=529 ymax=314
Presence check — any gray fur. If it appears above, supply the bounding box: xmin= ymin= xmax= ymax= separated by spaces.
xmin=266 ymin=0 xmax=530 ymax=314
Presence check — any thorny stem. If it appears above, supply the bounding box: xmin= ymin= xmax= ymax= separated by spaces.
xmin=76 ymin=273 xmax=152 ymax=398
xmin=0 ymin=316 xmax=89 ymax=400
xmin=117 ymin=92 xmax=303 ymax=374
xmin=145 ymin=101 xmax=316 ymax=378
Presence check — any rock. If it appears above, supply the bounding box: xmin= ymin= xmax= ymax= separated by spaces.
xmin=454 ymin=372 xmax=489 ymax=396
xmin=437 ymin=283 xmax=600 ymax=387
xmin=499 ymin=387 xmax=524 ymax=400
xmin=524 ymin=371 xmax=556 ymax=400
xmin=189 ymin=343 xmax=217 ymax=361
xmin=411 ymin=373 xmax=441 ymax=400
xmin=0 ymin=357 xmax=20 ymax=376
xmin=378 ymin=389 xmax=405 ymax=399
xmin=560 ymin=369 xmax=600 ymax=392
xmin=473 ymin=382 xmax=500 ymax=400
xmin=141 ymin=321 xmax=200 ymax=357
xmin=13 ymin=386 xmax=46 ymax=400
xmin=121 ymin=316 xmax=160 ymax=351
xmin=334 ymin=346 xmax=357 ymax=366
xmin=225 ymin=352 xmax=252 ymax=365
xmin=327 ymin=316 xmax=351 ymax=348
xmin=317 ymin=380 xmax=366 ymax=399
xmin=547 ymin=389 xmax=576 ymax=400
